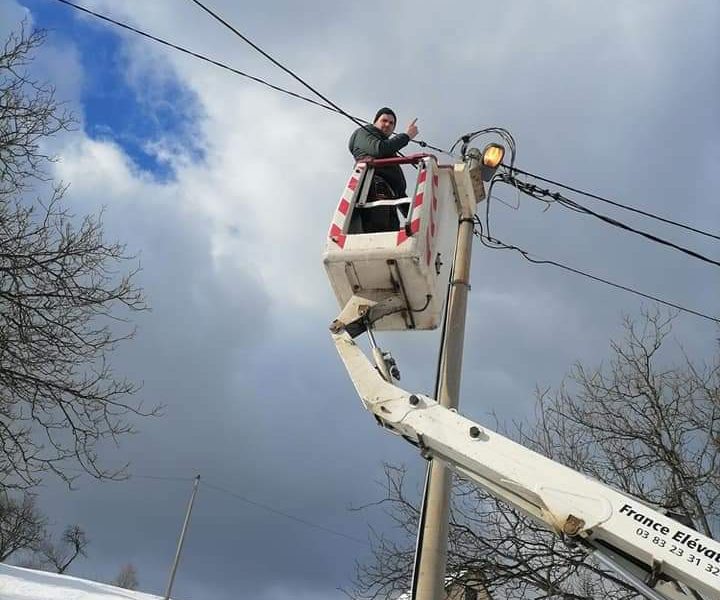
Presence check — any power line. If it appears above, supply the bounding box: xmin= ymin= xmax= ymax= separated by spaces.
xmin=186 ymin=0 xmax=452 ymax=156
xmin=201 ymin=480 xmax=369 ymax=546
xmin=451 ymin=127 xmax=518 ymax=167
xmin=131 ymin=473 xmax=196 ymax=483
xmin=499 ymin=173 xmax=720 ymax=269
xmin=187 ymin=0 xmax=363 ymax=128
xmin=506 ymin=164 xmax=720 ymax=242
xmin=61 ymin=466 xmax=197 ymax=483
xmin=50 ymin=0 xmax=451 ymax=156
xmin=51 ymin=0 xmax=338 ymax=113
xmin=473 ymin=221 xmax=719 ymax=324
xmin=60 ymin=468 xmax=369 ymax=545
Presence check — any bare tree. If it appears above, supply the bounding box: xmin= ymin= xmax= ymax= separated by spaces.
xmin=113 ymin=563 xmax=139 ymax=590
xmin=0 ymin=24 xmax=158 ymax=492
xmin=39 ymin=524 xmax=88 ymax=574
xmin=0 ymin=24 xmax=73 ymax=196
xmin=525 ymin=310 xmax=720 ymax=540
xmin=352 ymin=310 xmax=719 ymax=599
xmin=0 ymin=490 xmax=93 ymax=572
xmin=0 ymin=492 xmax=46 ymax=561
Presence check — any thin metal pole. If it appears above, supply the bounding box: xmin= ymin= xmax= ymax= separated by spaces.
xmin=164 ymin=474 xmax=200 ymax=600
xmin=414 ymin=211 xmax=475 ymax=600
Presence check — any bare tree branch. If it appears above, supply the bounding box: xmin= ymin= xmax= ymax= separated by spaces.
xmin=0 ymin=23 xmax=159 ymax=491
xmin=39 ymin=524 xmax=88 ymax=574
xmin=0 ymin=491 xmax=46 ymax=560
xmin=0 ymin=23 xmax=75 ymax=197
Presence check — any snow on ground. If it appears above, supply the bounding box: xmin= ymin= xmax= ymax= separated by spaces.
xmin=0 ymin=563 xmax=174 ymax=600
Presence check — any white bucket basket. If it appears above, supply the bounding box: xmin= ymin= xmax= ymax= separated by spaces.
xmin=323 ymin=154 xmax=460 ymax=331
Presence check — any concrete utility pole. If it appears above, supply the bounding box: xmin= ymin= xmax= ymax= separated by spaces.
xmin=164 ymin=474 xmax=200 ymax=600
xmin=414 ymin=155 xmax=485 ymax=600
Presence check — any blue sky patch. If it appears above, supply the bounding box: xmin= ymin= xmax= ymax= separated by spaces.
xmin=20 ymin=0 xmax=206 ymax=181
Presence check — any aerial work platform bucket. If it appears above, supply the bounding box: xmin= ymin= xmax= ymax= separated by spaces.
xmin=323 ymin=154 xmax=462 ymax=332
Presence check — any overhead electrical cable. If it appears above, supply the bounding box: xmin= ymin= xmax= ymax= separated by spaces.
xmin=130 ymin=473 xmax=197 ymax=483
xmin=186 ymin=0 xmax=452 ymax=155
xmin=50 ymin=0 xmax=451 ymax=155
xmin=187 ymin=0 xmax=365 ymax=129
xmin=451 ymin=127 xmax=518 ymax=168
xmin=498 ymin=174 xmax=720 ymax=268
xmin=506 ymin=164 xmax=720 ymax=242
xmin=51 ymin=0 xmax=340 ymax=114
xmin=61 ymin=466 xmax=198 ymax=483
xmin=64 ymin=467 xmax=369 ymax=546
xmin=472 ymin=220 xmax=719 ymax=325
xmin=202 ymin=480 xmax=369 ymax=546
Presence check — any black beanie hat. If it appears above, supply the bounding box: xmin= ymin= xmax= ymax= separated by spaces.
xmin=374 ymin=107 xmax=397 ymax=124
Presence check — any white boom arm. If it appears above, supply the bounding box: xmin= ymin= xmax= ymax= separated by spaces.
xmin=332 ymin=328 xmax=720 ymax=600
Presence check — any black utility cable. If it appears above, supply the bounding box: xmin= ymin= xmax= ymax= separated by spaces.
xmin=52 ymin=0 xmax=341 ymax=114
xmin=506 ymin=164 xmax=720 ymax=242
xmin=501 ymin=174 xmax=720 ymax=268
xmin=473 ymin=223 xmax=719 ymax=324
xmin=65 ymin=468 xmax=370 ymax=546
xmin=187 ymin=0 xmax=365 ymax=129
xmin=50 ymin=0 xmax=451 ymax=155
xmin=202 ymin=480 xmax=369 ymax=546
xmin=187 ymin=0 xmax=452 ymax=156
xmin=131 ymin=474 xmax=196 ymax=483
xmin=451 ymin=127 xmax=517 ymax=165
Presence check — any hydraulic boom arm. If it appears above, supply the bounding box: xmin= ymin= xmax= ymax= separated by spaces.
xmin=331 ymin=327 xmax=720 ymax=600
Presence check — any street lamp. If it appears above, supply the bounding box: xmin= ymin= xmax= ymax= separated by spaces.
xmin=480 ymin=143 xmax=505 ymax=181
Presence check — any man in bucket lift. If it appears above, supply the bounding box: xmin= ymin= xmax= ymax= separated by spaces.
xmin=348 ymin=107 xmax=419 ymax=198
xmin=348 ymin=108 xmax=419 ymax=232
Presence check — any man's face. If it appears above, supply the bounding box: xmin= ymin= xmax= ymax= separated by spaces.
xmin=374 ymin=113 xmax=396 ymax=135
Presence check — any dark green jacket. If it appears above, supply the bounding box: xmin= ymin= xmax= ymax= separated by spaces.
xmin=348 ymin=125 xmax=411 ymax=197
xmin=348 ymin=125 xmax=410 ymax=160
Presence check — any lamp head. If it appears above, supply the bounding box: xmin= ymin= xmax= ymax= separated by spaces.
xmin=480 ymin=143 xmax=505 ymax=181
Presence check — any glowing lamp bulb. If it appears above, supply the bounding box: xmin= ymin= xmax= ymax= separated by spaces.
xmin=482 ymin=143 xmax=505 ymax=169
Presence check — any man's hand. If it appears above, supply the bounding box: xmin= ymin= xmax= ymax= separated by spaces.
xmin=406 ymin=118 xmax=419 ymax=139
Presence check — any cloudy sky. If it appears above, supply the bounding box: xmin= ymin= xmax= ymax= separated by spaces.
xmin=1 ymin=1 xmax=718 ymax=598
